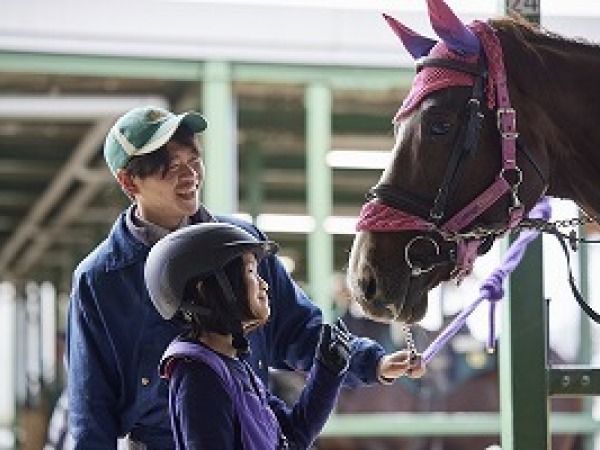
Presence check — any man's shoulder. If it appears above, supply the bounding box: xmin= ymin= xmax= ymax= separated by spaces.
xmin=74 ymin=211 xmax=139 ymax=276
xmin=74 ymin=236 xmax=112 ymax=276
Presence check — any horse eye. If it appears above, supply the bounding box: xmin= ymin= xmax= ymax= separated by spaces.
xmin=429 ymin=121 xmax=453 ymax=136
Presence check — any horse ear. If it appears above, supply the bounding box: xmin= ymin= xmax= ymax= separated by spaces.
xmin=383 ymin=13 xmax=437 ymax=59
xmin=425 ymin=0 xmax=480 ymax=56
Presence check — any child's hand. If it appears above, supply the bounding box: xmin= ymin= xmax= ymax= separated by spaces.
xmin=316 ymin=318 xmax=354 ymax=375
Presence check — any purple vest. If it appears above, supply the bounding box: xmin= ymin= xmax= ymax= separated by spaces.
xmin=160 ymin=340 xmax=286 ymax=449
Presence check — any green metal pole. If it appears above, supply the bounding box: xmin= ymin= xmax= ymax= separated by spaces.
xmin=245 ymin=141 xmax=263 ymax=222
xmin=578 ymin=218 xmax=594 ymax=450
xmin=202 ymin=61 xmax=237 ymax=214
xmin=499 ymin=4 xmax=545 ymax=450
xmin=501 ymin=234 xmax=549 ymax=449
xmin=305 ymin=83 xmax=333 ymax=323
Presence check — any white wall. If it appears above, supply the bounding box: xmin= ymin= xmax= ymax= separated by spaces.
xmin=1 ymin=0 xmax=600 ymax=67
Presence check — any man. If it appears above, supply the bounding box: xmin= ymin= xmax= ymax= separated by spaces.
xmin=67 ymin=106 xmax=423 ymax=449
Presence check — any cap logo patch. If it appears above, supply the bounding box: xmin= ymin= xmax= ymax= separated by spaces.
xmin=146 ymin=109 xmax=168 ymax=123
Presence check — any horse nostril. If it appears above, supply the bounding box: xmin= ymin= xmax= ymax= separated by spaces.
xmin=360 ymin=276 xmax=377 ymax=301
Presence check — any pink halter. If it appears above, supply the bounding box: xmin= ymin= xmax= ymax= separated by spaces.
xmin=357 ymin=22 xmax=524 ymax=281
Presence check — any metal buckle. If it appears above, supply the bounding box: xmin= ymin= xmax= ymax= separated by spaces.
xmin=497 ymin=107 xmax=519 ymax=139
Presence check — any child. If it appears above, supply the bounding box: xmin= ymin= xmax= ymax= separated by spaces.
xmin=145 ymin=222 xmax=354 ymax=449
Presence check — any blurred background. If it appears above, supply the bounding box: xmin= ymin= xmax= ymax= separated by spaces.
xmin=2 ymin=0 xmax=600 ymax=448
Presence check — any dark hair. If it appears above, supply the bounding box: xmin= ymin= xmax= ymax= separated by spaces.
xmin=124 ymin=124 xmax=198 ymax=179
xmin=181 ymin=255 xmax=255 ymax=337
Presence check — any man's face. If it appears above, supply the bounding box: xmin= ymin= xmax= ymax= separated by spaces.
xmin=127 ymin=141 xmax=204 ymax=229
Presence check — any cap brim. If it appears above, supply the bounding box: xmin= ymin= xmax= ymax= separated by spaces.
xmin=179 ymin=111 xmax=208 ymax=133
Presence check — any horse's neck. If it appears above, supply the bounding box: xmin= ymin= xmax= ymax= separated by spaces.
xmin=511 ymin=37 xmax=600 ymax=215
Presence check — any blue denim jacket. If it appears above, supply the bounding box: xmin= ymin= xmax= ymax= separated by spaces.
xmin=67 ymin=209 xmax=385 ymax=449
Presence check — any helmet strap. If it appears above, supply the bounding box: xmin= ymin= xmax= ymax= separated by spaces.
xmin=215 ymin=270 xmax=249 ymax=354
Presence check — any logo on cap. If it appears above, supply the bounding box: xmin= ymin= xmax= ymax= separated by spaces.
xmin=146 ymin=109 xmax=168 ymax=123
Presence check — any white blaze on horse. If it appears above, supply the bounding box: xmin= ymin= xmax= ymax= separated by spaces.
xmin=347 ymin=0 xmax=600 ymax=323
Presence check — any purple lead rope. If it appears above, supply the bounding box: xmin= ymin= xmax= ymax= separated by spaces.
xmin=421 ymin=197 xmax=552 ymax=365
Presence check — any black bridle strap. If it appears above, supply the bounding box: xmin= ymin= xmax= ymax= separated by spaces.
xmin=553 ymin=231 xmax=600 ymax=324
xmin=429 ymin=64 xmax=488 ymax=222
xmin=517 ymin=137 xmax=548 ymax=187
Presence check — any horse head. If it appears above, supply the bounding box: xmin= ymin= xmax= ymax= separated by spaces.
xmin=347 ymin=0 xmax=549 ymax=323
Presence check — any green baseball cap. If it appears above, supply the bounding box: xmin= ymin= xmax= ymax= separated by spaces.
xmin=104 ymin=106 xmax=208 ymax=175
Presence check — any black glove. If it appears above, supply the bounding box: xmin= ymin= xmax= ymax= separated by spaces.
xmin=316 ymin=318 xmax=353 ymax=376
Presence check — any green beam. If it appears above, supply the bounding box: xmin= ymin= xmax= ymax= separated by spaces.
xmin=239 ymin=153 xmax=305 ymax=170
xmin=238 ymin=109 xmax=392 ymax=135
xmin=243 ymin=141 xmax=263 ymax=221
xmin=239 ymin=187 xmax=369 ymax=206
xmin=201 ymin=61 xmax=236 ymax=213
xmin=234 ymin=63 xmax=415 ymax=90
xmin=0 ymin=51 xmax=416 ymax=89
xmin=0 ymin=51 xmax=203 ymax=80
xmin=305 ymin=82 xmax=333 ymax=322
xmin=320 ymin=412 xmax=600 ymax=437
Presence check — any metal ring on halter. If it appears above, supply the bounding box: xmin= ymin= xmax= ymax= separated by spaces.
xmin=404 ymin=236 xmax=441 ymax=277
xmin=500 ymin=166 xmax=524 ymax=208
xmin=500 ymin=166 xmax=523 ymax=188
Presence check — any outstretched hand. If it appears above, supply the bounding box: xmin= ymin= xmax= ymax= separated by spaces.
xmin=377 ymin=350 xmax=426 ymax=382
xmin=316 ymin=318 xmax=354 ymax=376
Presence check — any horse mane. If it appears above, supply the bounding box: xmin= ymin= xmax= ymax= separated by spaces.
xmin=490 ymin=13 xmax=600 ymax=53
xmin=488 ymin=13 xmax=600 ymax=208
xmin=486 ymin=13 xmax=600 ymax=118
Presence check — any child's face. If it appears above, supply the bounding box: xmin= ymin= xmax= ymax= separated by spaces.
xmin=242 ymin=252 xmax=270 ymax=327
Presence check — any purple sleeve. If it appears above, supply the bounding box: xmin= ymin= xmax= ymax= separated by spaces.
xmin=267 ymin=360 xmax=344 ymax=448
xmin=170 ymin=360 xmax=236 ymax=449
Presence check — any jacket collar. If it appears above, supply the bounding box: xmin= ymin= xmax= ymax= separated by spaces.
xmin=104 ymin=204 xmax=215 ymax=271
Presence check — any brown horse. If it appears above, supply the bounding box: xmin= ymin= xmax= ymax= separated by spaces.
xmin=347 ymin=0 xmax=600 ymax=323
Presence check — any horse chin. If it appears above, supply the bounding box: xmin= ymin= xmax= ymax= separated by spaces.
xmin=385 ymin=276 xmax=430 ymax=323
xmin=349 ymin=271 xmax=430 ymax=324
xmin=400 ymin=290 xmax=429 ymax=323
xmin=354 ymin=290 xmax=428 ymax=324
xmin=347 ymin=231 xmax=433 ymax=323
